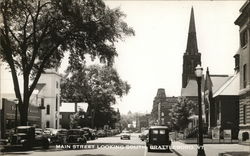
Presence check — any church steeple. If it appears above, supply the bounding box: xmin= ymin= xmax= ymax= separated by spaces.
xmin=182 ymin=7 xmax=201 ymax=88
xmin=186 ymin=7 xmax=198 ymax=54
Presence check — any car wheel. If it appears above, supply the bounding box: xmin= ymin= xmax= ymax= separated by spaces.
xmin=147 ymin=147 xmax=152 ymax=152
xmin=22 ymin=141 xmax=31 ymax=150
xmin=43 ymin=141 xmax=50 ymax=149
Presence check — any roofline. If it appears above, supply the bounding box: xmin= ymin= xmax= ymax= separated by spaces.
xmin=240 ymin=0 xmax=250 ymax=12
xmin=149 ymin=126 xmax=169 ymax=129
xmin=213 ymin=73 xmax=239 ymax=97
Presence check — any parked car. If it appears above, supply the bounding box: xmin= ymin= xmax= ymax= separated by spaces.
xmin=66 ymin=129 xmax=87 ymax=144
xmin=96 ymin=130 xmax=106 ymax=137
xmin=120 ymin=131 xmax=131 ymax=140
xmin=82 ymin=127 xmax=96 ymax=140
xmin=35 ymin=128 xmax=43 ymax=135
xmin=51 ymin=129 xmax=68 ymax=144
xmin=9 ymin=126 xmax=50 ymax=150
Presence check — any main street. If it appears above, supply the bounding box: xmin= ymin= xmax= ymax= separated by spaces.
xmin=1 ymin=133 xmax=177 ymax=156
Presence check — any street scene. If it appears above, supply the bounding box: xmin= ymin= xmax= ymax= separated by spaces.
xmin=0 ymin=0 xmax=250 ymax=156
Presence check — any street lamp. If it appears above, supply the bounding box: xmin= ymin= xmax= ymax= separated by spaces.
xmin=13 ymin=99 xmax=19 ymax=133
xmin=195 ymin=65 xmax=206 ymax=156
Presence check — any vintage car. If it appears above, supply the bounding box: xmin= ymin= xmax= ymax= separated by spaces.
xmin=50 ymin=129 xmax=68 ymax=144
xmin=66 ymin=129 xmax=87 ymax=144
xmin=9 ymin=126 xmax=50 ymax=150
xmin=82 ymin=127 xmax=96 ymax=140
xmin=96 ymin=130 xmax=106 ymax=137
xmin=120 ymin=131 xmax=131 ymax=140
xmin=146 ymin=126 xmax=171 ymax=152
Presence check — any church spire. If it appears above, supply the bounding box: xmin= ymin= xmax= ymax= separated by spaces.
xmin=186 ymin=7 xmax=198 ymax=54
xmin=182 ymin=7 xmax=201 ymax=88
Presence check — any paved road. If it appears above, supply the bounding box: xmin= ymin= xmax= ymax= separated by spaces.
xmin=1 ymin=133 xmax=177 ymax=156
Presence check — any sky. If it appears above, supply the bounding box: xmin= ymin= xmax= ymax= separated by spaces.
xmin=0 ymin=0 xmax=245 ymax=115
xmin=59 ymin=0 xmax=246 ymax=115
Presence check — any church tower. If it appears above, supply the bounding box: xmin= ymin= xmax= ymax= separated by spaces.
xmin=182 ymin=7 xmax=201 ymax=88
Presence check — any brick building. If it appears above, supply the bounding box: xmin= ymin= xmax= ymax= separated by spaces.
xmin=151 ymin=88 xmax=177 ymax=126
xmin=0 ymin=98 xmax=42 ymax=138
xmin=234 ymin=0 xmax=250 ymax=142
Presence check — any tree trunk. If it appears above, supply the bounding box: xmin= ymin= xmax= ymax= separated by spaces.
xmin=19 ymin=102 xmax=28 ymax=126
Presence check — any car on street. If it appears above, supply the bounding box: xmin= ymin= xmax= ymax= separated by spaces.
xmin=51 ymin=129 xmax=68 ymax=144
xmin=146 ymin=126 xmax=171 ymax=152
xmin=96 ymin=130 xmax=106 ymax=137
xmin=120 ymin=131 xmax=131 ymax=140
xmin=82 ymin=127 xmax=96 ymax=140
xmin=66 ymin=129 xmax=87 ymax=144
xmin=8 ymin=126 xmax=50 ymax=150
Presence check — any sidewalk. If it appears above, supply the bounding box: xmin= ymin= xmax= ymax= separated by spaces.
xmin=171 ymin=141 xmax=250 ymax=156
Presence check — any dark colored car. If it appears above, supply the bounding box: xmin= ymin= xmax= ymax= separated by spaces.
xmin=146 ymin=126 xmax=171 ymax=152
xmin=82 ymin=127 xmax=96 ymax=140
xmin=51 ymin=129 xmax=68 ymax=144
xmin=96 ymin=130 xmax=106 ymax=137
xmin=9 ymin=126 xmax=50 ymax=150
xmin=66 ymin=129 xmax=87 ymax=144
xmin=120 ymin=131 xmax=131 ymax=140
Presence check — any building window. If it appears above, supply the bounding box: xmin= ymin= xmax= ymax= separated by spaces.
xmin=41 ymin=98 xmax=44 ymax=107
xmin=56 ymin=120 xmax=58 ymax=129
xmin=243 ymin=64 xmax=247 ymax=88
xmin=243 ymin=105 xmax=247 ymax=124
xmin=46 ymin=105 xmax=50 ymax=115
xmin=234 ymin=54 xmax=240 ymax=71
xmin=56 ymin=81 xmax=59 ymax=88
xmin=240 ymin=30 xmax=248 ymax=48
xmin=46 ymin=121 xmax=50 ymax=128
xmin=56 ymin=95 xmax=58 ymax=111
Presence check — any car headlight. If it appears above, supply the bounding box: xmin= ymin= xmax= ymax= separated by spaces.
xmin=20 ymin=139 xmax=26 ymax=143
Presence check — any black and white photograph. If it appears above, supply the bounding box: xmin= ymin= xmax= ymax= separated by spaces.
xmin=0 ymin=0 xmax=250 ymax=156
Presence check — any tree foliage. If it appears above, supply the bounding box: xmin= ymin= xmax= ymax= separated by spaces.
xmin=169 ymin=97 xmax=196 ymax=131
xmin=61 ymin=64 xmax=130 ymax=128
xmin=0 ymin=0 xmax=134 ymax=125
xmin=70 ymin=108 xmax=86 ymax=129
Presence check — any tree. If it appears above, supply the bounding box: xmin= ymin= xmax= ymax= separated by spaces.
xmin=70 ymin=108 xmax=86 ymax=129
xmin=0 ymin=0 xmax=134 ymax=125
xmin=61 ymin=64 xmax=130 ymax=128
xmin=169 ymin=97 xmax=196 ymax=131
